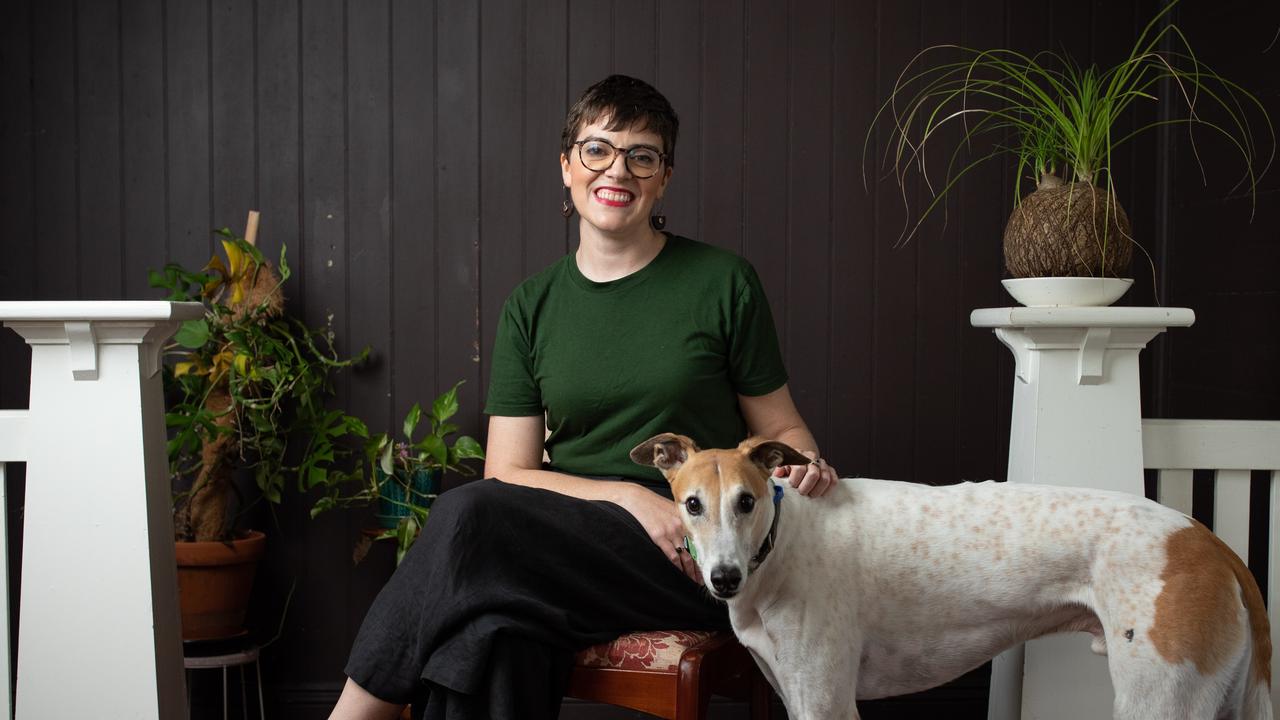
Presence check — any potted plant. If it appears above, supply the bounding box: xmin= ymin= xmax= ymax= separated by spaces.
xmin=151 ymin=213 xmax=369 ymax=639
xmin=865 ymin=0 xmax=1272 ymax=306
xmin=311 ymin=381 xmax=486 ymax=565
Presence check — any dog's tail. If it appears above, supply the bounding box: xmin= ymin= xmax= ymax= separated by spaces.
xmin=1243 ymin=679 xmax=1273 ymax=720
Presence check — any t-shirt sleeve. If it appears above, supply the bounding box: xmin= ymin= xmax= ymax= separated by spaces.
xmin=484 ymin=295 xmax=544 ymax=416
xmin=727 ymin=263 xmax=789 ymax=396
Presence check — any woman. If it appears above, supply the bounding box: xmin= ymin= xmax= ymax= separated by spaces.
xmin=331 ymin=74 xmax=837 ymax=720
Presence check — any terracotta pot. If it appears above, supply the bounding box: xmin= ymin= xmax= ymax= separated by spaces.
xmin=174 ymin=530 xmax=266 ymax=641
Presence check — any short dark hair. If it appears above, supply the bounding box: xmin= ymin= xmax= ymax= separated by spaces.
xmin=561 ymin=74 xmax=679 ymax=167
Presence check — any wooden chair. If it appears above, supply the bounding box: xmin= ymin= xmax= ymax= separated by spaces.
xmin=565 ymin=629 xmax=772 ymax=720
xmin=399 ymin=630 xmax=772 ymax=720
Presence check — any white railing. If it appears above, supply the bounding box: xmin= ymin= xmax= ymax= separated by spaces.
xmin=1143 ymin=418 xmax=1280 ymax=711
xmin=0 ymin=301 xmax=201 ymax=720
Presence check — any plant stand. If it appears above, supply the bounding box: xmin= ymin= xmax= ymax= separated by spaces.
xmin=0 ymin=301 xmax=202 ymax=720
xmin=971 ymin=305 xmax=1195 ymax=720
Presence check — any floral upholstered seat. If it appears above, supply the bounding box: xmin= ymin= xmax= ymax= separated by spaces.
xmin=574 ymin=630 xmax=718 ymax=672
xmin=566 ymin=629 xmax=770 ymax=719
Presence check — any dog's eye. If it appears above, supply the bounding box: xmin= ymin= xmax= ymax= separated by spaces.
xmin=685 ymin=497 xmax=703 ymax=516
xmin=737 ymin=494 xmax=755 ymax=514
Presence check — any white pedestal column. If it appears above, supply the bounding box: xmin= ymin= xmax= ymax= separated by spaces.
xmin=0 ymin=301 xmax=202 ymax=720
xmin=971 ymin=306 xmax=1195 ymax=720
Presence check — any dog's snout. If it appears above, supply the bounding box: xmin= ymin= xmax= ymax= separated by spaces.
xmin=710 ymin=565 xmax=742 ymax=595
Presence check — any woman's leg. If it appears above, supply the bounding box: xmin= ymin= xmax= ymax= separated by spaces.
xmin=328 ymin=677 xmax=404 ymax=720
xmin=343 ymin=478 xmax=727 ymax=718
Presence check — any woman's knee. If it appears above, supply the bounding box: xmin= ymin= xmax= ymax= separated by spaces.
xmin=329 ymin=677 xmax=404 ymax=720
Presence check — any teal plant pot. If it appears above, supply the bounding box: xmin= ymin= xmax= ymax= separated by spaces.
xmin=374 ymin=467 xmax=441 ymax=529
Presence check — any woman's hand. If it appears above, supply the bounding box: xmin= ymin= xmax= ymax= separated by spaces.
xmin=613 ymin=483 xmax=703 ymax=585
xmin=773 ymin=455 xmax=838 ymax=497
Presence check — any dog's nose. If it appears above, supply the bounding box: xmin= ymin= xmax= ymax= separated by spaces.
xmin=710 ymin=565 xmax=742 ymax=595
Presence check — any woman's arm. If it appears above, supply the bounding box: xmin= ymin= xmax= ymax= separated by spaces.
xmin=484 ymin=414 xmax=701 ymax=582
xmin=738 ymin=384 xmax=838 ymax=496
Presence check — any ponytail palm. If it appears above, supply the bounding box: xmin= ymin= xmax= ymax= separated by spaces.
xmin=865 ymin=0 xmax=1272 ymax=278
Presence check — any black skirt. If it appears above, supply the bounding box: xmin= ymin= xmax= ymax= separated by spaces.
xmin=345 ymin=478 xmax=730 ymax=719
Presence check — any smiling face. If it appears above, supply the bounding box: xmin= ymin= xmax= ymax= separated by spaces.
xmin=560 ymin=118 xmax=672 ymax=239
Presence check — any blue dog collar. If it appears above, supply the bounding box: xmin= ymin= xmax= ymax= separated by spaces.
xmin=749 ymin=482 xmax=785 ymax=571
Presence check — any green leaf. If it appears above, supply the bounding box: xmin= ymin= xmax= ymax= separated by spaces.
xmin=379 ymin=440 xmax=395 ymax=476
xmin=453 ymin=436 xmax=485 ymax=461
xmin=344 ymin=415 xmax=369 ymax=438
xmin=395 ymin=515 xmax=420 ymax=566
xmin=432 ymin=382 xmax=461 ymax=424
xmin=173 ymin=319 xmax=211 ymax=349
xmin=310 ymin=496 xmax=336 ymax=518
xmin=403 ymin=403 xmax=422 ymax=440
xmin=307 ymin=466 xmax=328 ymax=489
xmin=263 ymin=479 xmax=282 ymax=504
xmin=277 ymin=243 xmax=292 ymax=281
xmin=420 ymin=435 xmax=447 ymax=467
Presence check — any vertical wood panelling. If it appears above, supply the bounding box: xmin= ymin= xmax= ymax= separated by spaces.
xmin=346 ymin=0 xmax=393 ymax=438
xmin=869 ymin=0 xmax=920 ymax=479
xmin=298 ymin=0 xmax=348 ymax=684
xmin=479 ymin=0 xmax=525 ymax=408
xmin=521 ymin=0 xmax=569 ymax=281
xmin=655 ymin=0 xmax=700 ymax=240
xmin=344 ymin=0 xmax=394 ymax=662
xmin=211 ymin=0 xmax=257 ymax=235
xmin=828 ymin=0 xmax=877 ymax=476
xmin=391 ymin=0 xmax=439 ymax=432
xmin=784 ymin=0 xmax=833 ymax=446
xmin=300 ymin=0 xmax=347 ymax=352
xmin=256 ymin=0 xmax=301 ymax=281
xmin=3 ymin=2 xmax=1278 ymax=711
xmin=699 ymin=0 xmax=745 ymax=255
xmin=121 ymin=0 xmax=166 ymax=297
xmin=32 ymin=0 xmax=78 ymax=300
xmin=911 ymin=5 xmax=964 ymax=484
xmin=436 ymin=0 xmax=481 ymax=432
xmin=612 ymin=0 xmax=655 ymax=83
xmin=76 ymin=0 xmax=123 ymax=300
xmin=742 ymin=0 xmax=788 ymax=341
xmin=252 ymin=2 xmax=306 ymax=684
xmin=566 ymin=0 xmax=611 ymax=123
xmin=956 ymin=0 xmax=1009 ymax=483
xmin=166 ymin=0 xmax=213 ymax=273
xmin=1164 ymin=0 xmax=1280 ymax=421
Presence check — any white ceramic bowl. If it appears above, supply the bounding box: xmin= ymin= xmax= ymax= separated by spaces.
xmin=1001 ymin=277 xmax=1134 ymax=307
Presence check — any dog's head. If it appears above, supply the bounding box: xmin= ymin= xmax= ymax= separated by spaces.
xmin=630 ymin=433 xmax=809 ymax=599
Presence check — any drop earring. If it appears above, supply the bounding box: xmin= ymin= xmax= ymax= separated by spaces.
xmin=561 ymin=188 xmax=575 ymax=218
xmin=650 ymin=200 xmax=667 ymax=231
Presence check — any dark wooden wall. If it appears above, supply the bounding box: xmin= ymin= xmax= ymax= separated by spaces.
xmin=1 ymin=0 xmax=1276 ymax=716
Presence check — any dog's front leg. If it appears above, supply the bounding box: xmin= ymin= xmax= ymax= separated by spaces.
xmin=761 ymin=609 xmax=862 ymax=719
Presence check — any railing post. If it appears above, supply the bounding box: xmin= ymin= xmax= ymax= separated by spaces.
xmin=971 ymin=305 xmax=1195 ymax=720
xmin=0 ymin=301 xmax=202 ymax=720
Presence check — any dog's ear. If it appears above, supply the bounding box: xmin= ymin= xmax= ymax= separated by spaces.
xmin=630 ymin=433 xmax=700 ymax=477
xmin=747 ymin=441 xmax=811 ymax=471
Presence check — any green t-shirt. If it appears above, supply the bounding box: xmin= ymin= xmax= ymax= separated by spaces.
xmin=485 ymin=235 xmax=788 ymax=489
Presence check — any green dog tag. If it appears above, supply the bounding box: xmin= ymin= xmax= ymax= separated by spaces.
xmin=684 ymin=535 xmax=698 ymax=562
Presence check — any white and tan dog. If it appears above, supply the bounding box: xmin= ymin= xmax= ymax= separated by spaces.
xmin=631 ymin=433 xmax=1273 ymax=720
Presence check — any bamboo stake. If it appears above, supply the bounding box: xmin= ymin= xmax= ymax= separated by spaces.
xmin=244 ymin=210 xmax=260 ymax=247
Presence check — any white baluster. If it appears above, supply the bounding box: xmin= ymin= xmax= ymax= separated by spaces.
xmin=1214 ymin=469 xmax=1252 ymax=563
